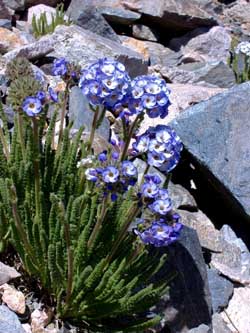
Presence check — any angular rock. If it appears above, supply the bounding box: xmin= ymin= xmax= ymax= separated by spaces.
xmin=221 ymin=287 xmax=250 ymax=333
xmin=24 ymin=0 xmax=61 ymax=8
xmin=177 ymin=210 xmax=224 ymax=252
xmin=159 ymin=226 xmax=212 ymax=332
xmin=212 ymin=314 xmax=232 ymax=333
xmin=223 ymin=2 xmax=250 ymax=37
xmin=170 ymin=82 xmax=250 ymax=220
xmin=3 ymin=34 xmax=53 ymax=61
xmin=211 ymin=225 xmax=250 ymax=284
xmin=139 ymin=83 xmax=225 ymax=133
xmin=0 ymin=27 xmax=29 ymax=54
xmin=168 ymin=182 xmax=197 ymax=211
xmin=2 ymin=0 xmax=24 ymax=11
xmin=69 ymin=86 xmax=110 ymax=141
xmin=121 ymin=36 xmax=149 ymax=61
xmin=75 ymin=7 xmax=119 ymax=42
xmin=0 ymin=305 xmax=25 ymax=333
xmin=100 ymin=7 xmax=141 ymax=25
xmin=188 ymin=324 xmax=210 ymax=333
xmin=47 ymin=25 xmax=147 ymax=77
xmin=161 ymin=61 xmax=236 ymax=88
xmin=207 ymin=269 xmax=234 ymax=313
xmin=1 ymin=284 xmax=26 ymax=314
xmin=169 ymin=26 xmax=231 ymax=63
xmin=27 ymin=4 xmax=57 ymax=25
xmin=0 ymin=262 xmax=20 ymax=285
xmin=0 ymin=1 xmax=12 ymax=19
xmin=146 ymin=42 xmax=182 ymax=67
xmin=132 ymin=24 xmax=159 ymax=42
xmin=0 ymin=19 xmax=12 ymax=29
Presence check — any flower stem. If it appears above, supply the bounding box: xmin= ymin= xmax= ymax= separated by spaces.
xmin=32 ymin=118 xmax=41 ymax=218
xmin=120 ymin=114 xmax=141 ymax=161
xmin=0 ymin=126 xmax=9 ymax=161
xmin=88 ymin=106 xmax=100 ymax=153
xmin=17 ymin=113 xmax=26 ymax=161
xmin=87 ymin=195 xmax=109 ymax=249
xmin=58 ymin=83 xmax=69 ymax=144
xmin=106 ymin=203 xmax=140 ymax=264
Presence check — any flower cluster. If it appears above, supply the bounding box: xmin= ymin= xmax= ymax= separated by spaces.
xmin=134 ymin=216 xmax=183 ymax=247
xmin=79 ymin=58 xmax=130 ymax=108
xmin=113 ymin=76 xmax=170 ymax=119
xmin=84 ymin=152 xmax=138 ymax=201
xmin=235 ymin=41 xmax=250 ymax=56
xmin=133 ymin=125 xmax=183 ymax=173
xmin=52 ymin=58 xmax=69 ymax=76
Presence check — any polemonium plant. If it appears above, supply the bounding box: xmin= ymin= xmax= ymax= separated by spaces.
xmin=0 ymin=57 xmax=183 ymax=332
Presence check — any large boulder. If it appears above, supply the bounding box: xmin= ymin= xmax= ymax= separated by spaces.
xmin=170 ymin=82 xmax=250 ymax=221
xmin=67 ymin=0 xmax=217 ymax=32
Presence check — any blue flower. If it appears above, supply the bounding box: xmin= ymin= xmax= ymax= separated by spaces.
xmin=79 ymin=58 xmax=130 ymax=109
xmin=121 ymin=161 xmax=137 ymax=177
xmin=141 ymin=181 xmax=159 ymax=198
xmin=52 ymin=58 xmax=68 ymax=76
xmin=85 ymin=168 xmax=98 ymax=182
xmin=48 ymin=87 xmax=59 ymax=103
xmin=144 ymin=174 xmax=162 ymax=185
xmin=128 ymin=75 xmax=171 ymax=118
xmin=149 ymin=198 xmax=172 ymax=215
xmin=22 ymin=96 xmax=42 ymax=117
xmin=134 ymin=220 xmax=183 ymax=247
xmin=36 ymin=91 xmax=46 ymax=101
xmin=133 ymin=125 xmax=183 ymax=173
xmin=98 ymin=151 xmax=107 ymax=162
xmin=102 ymin=166 xmax=119 ymax=183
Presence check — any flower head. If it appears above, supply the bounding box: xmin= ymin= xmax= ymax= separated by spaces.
xmin=48 ymin=87 xmax=59 ymax=103
xmin=121 ymin=161 xmax=137 ymax=177
xmin=52 ymin=58 xmax=68 ymax=76
xmin=36 ymin=91 xmax=46 ymax=101
xmin=85 ymin=168 xmax=98 ymax=182
xmin=79 ymin=58 xmax=130 ymax=109
xmin=149 ymin=198 xmax=172 ymax=215
xmin=102 ymin=166 xmax=119 ymax=183
xmin=134 ymin=220 xmax=183 ymax=247
xmin=235 ymin=41 xmax=250 ymax=56
xmin=133 ymin=125 xmax=183 ymax=173
xmin=22 ymin=96 xmax=42 ymax=117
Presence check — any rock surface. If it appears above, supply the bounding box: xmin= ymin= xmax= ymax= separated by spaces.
xmin=170 ymin=82 xmax=250 ymax=220
xmin=207 ymin=269 xmax=234 ymax=313
xmin=161 ymin=226 xmax=212 ymax=332
xmin=221 ymin=287 xmax=250 ymax=333
xmin=0 ymin=305 xmax=25 ymax=333
xmin=212 ymin=314 xmax=232 ymax=333
xmin=0 ymin=262 xmax=20 ymax=285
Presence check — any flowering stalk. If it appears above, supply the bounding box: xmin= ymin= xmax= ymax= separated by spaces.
xmin=0 ymin=126 xmax=9 ymax=161
xmin=32 ymin=118 xmax=41 ymax=218
xmin=87 ymin=106 xmax=100 ymax=153
xmin=17 ymin=113 xmax=26 ymax=161
xmin=58 ymin=82 xmax=69 ymax=144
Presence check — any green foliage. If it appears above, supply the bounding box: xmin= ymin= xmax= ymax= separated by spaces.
xmin=0 ymin=59 xmax=172 ymax=332
xmin=32 ymin=4 xmax=72 ymax=38
xmin=228 ymin=38 xmax=250 ymax=83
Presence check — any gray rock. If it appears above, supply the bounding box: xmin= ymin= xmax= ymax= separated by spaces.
xmin=69 ymin=86 xmax=110 ymax=141
xmin=100 ymin=7 xmax=141 ymax=25
xmin=0 ymin=262 xmax=20 ymax=285
xmin=188 ymin=324 xmax=210 ymax=333
xmin=170 ymin=82 xmax=250 ymax=220
xmin=75 ymin=7 xmax=120 ymax=42
xmin=211 ymin=225 xmax=250 ymax=284
xmin=169 ymin=26 xmax=231 ymax=63
xmin=0 ymin=19 xmax=11 ymax=29
xmin=207 ymin=269 xmax=234 ymax=313
xmin=177 ymin=210 xmax=224 ymax=252
xmin=0 ymin=1 xmax=12 ymax=19
xmin=132 ymin=24 xmax=159 ymax=42
xmin=144 ymin=41 xmax=182 ymax=67
xmin=2 ymin=0 xmax=24 ymax=11
xmin=0 ymin=305 xmax=25 ymax=333
xmin=160 ymin=226 xmax=212 ymax=332
xmin=24 ymin=0 xmax=60 ymax=8
xmin=46 ymin=25 xmax=147 ymax=77
xmin=3 ymin=34 xmax=53 ymax=61
xmin=212 ymin=313 xmax=233 ymax=333
xmin=168 ymin=182 xmax=197 ymax=210
xmin=161 ymin=61 xmax=236 ymax=88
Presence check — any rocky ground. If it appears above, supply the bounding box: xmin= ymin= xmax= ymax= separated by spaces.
xmin=0 ymin=0 xmax=250 ymax=332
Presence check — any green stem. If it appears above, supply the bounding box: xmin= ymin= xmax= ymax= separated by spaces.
xmin=60 ymin=201 xmax=73 ymax=308
xmin=88 ymin=107 xmax=100 ymax=153
xmin=0 ymin=126 xmax=9 ymax=161
xmin=32 ymin=118 xmax=41 ymax=218
xmin=58 ymin=83 xmax=69 ymax=144
xmin=87 ymin=195 xmax=109 ymax=249
xmin=106 ymin=203 xmax=140 ymax=264
xmin=120 ymin=114 xmax=141 ymax=161
xmin=10 ymin=186 xmax=39 ymax=270
xmin=17 ymin=113 xmax=26 ymax=161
